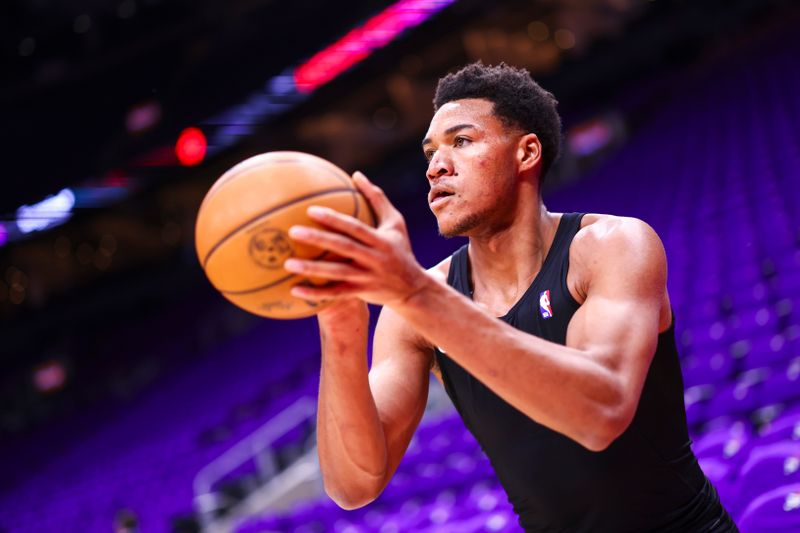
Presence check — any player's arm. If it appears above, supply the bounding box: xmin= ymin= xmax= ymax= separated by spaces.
xmin=396 ymin=217 xmax=667 ymax=452
xmin=315 ymin=298 xmax=433 ymax=510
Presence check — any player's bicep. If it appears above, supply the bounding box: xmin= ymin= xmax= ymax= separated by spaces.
xmin=369 ymin=305 xmax=432 ymax=487
xmin=566 ymin=218 xmax=667 ymax=402
xmin=567 ymin=294 xmax=660 ymax=373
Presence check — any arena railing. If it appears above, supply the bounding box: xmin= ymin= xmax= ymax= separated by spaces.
xmin=193 ymin=396 xmax=318 ymax=529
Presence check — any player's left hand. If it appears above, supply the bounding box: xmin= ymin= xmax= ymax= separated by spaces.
xmin=283 ymin=171 xmax=434 ymax=307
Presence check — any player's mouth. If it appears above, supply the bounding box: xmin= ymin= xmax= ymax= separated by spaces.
xmin=428 ymin=187 xmax=455 ymax=208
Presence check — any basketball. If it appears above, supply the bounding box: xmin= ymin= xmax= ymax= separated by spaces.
xmin=195 ymin=151 xmax=375 ymax=319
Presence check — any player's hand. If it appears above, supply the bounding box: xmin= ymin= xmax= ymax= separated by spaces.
xmin=283 ymin=171 xmax=434 ymax=307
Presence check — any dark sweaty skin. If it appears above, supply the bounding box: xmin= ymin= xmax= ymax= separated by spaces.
xmin=283 ymin=98 xmax=672 ymax=510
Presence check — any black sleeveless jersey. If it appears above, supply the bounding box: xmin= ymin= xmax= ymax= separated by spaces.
xmin=434 ymin=213 xmax=737 ymax=532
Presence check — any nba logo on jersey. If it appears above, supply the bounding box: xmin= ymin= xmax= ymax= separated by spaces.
xmin=539 ymin=290 xmax=553 ymax=319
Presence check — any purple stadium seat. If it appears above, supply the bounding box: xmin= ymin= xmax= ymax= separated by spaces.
xmin=737 ymin=483 xmax=800 ymax=532
xmin=684 ymin=384 xmax=716 ymax=426
xmin=760 ymin=357 xmax=800 ymax=407
xmin=732 ymin=441 xmax=800 ymax=513
xmin=681 ymin=349 xmax=735 ymax=388
xmin=692 ymin=419 xmax=751 ymax=462
xmin=704 ymin=369 xmax=770 ymax=421
xmin=756 ymin=410 xmax=800 ymax=446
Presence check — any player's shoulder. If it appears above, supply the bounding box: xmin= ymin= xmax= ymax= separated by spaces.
xmin=427 ymin=255 xmax=452 ymax=282
xmin=568 ymin=214 xmax=667 ymax=300
xmin=574 ymin=213 xmax=663 ymax=254
xmin=570 ymin=213 xmax=666 ymax=286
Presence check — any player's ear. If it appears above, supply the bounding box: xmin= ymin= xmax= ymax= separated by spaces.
xmin=517 ymin=133 xmax=541 ymax=172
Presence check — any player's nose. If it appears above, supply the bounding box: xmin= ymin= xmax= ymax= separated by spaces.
xmin=426 ymin=151 xmax=454 ymax=181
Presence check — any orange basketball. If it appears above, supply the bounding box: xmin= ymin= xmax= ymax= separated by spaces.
xmin=195 ymin=151 xmax=375 ymax=319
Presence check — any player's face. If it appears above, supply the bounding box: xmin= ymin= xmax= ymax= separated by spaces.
xmin=422 ymin=98 xmax=522 ymax=237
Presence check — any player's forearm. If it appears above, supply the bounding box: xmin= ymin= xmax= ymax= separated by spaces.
xmin=394 ymin=278 xmax=625 ymax=451
xmin=316 ymin=307 xmax=388 ymax=508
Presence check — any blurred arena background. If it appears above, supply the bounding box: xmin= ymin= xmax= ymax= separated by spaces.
xmin=2 ymin=0 xmax=800 ymax=531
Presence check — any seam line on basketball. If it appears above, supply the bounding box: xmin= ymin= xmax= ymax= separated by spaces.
xmin=202 ymin=156 xmax=353 ymax=206
xmin=348 ymin=187 xmax=377 ymax=227
xmin=202 ymin=187 xmax=357 ymax=268
xmin=221 ymin=272 xmax=297 ymax=295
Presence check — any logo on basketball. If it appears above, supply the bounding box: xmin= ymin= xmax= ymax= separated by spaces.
xmin=249 ymin=228 xmax=293 ymax=269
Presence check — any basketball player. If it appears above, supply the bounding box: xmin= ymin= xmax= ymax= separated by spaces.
xmin=282 ymin=62 xmax=737 ymax=531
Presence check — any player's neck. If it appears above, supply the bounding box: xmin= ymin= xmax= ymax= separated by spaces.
xmin=467 ymin=199 xmax=560 ymax=298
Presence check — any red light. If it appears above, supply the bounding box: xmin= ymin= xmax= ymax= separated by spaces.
xmin=103 ymin=169 xmax=129 ymax=187
xmin=176 ymin=127 xmax=207 ymax=166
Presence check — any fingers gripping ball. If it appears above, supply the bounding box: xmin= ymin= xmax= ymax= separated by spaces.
xmin=195 ymin=151 xmax=375 ymax=319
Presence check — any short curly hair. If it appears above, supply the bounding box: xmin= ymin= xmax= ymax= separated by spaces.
xmin=433 ymin=62 xmax=562 ymax=181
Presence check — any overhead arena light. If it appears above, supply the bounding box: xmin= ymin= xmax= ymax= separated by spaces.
xmin=294 ymin=0 xmax=456 ymax=93
xmin=16 ymin=188 xmax=76 ymax=234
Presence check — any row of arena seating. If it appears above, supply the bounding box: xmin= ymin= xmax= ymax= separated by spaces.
xmin=0 ymin=314 xmax=329 ymax=532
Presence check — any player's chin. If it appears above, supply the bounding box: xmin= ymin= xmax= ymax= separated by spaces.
xmin=437 ymin=224 xmax=459 ymax=239
xmin=433 ymin=211 xmax=457 ymax=238
xmin=436 ymin=213 xmax=478 ymax=239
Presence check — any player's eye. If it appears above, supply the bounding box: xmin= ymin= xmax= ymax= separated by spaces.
xmin=424 ymin=150 xmax=435 ymax=162
xmin=454 ymin=136 xmax=470 ymax=147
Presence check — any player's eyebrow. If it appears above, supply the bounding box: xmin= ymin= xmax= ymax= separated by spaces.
xmin=421 ymin=123 xmax=477 ymax=148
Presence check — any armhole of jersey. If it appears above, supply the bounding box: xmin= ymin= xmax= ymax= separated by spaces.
xmin=561 ymin=213 xmax=585 ymax=310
